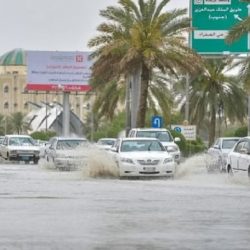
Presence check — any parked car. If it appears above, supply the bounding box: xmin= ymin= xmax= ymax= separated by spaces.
xmin=45 ymin=137 xmax=89 ymax=170
xmin=206 ymin=137 xmax=240 ymax=172
xmin=109 ymin=137 xmax=176 ymax=178
xmin=226 ymin=137 xmax=250 ymax=178
xmin=0 ymin=135 xmax=40 ymax=164
xmin=0 ymin=136 xmax=4 ymax=156
xmin=128 ymin=128 xmax=181 ymax=163
xmin=96 ymin=138 xmax=116 ymax=150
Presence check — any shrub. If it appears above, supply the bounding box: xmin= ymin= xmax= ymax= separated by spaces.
xmin=234 ymin=126 xmax=247 ymax=137
xmin=30 ymin=130 xmax=56 ymax=141
xmin=170 ymin=129 xmax=206 ymax=157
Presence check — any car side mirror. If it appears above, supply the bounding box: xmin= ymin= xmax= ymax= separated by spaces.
xmin=213 ymin=145 xmax=220 ymax=149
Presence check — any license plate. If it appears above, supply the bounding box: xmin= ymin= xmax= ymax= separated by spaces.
xmin=22 ymin=156 xmax=29 ymax=161
xmin=143 ymin=167 xmax=156 ymax=172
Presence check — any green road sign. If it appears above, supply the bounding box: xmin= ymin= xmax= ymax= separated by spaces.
xmin=191 ymin=0 xmax=250 ymax=54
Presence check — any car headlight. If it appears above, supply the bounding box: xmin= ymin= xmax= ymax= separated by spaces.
xmin=120 ymin=157 xmax=134 ymax=164
xmin=165 ymin=145 xmax=179 ymax=153
xmin=163 ymin=158 xmax=174 ymax=164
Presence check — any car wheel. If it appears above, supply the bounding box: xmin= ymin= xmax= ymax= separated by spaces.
xmin=34 ymin=159 xmax=39 ymax=164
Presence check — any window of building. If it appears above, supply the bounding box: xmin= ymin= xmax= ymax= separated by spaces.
xmin=24 ymin=102 xmax=28 ymax=109
xmin=4 ymin=85 xmax=9 ymax=93
xmin=14 ymin=86 xmax=18 ymax=91
xmin=14 ymin=103 xmax=18 ymax=108
xmin=4 ymin=102 xmax=9 ymax=109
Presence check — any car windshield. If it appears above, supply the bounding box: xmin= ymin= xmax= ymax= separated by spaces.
xmin=120 ymin=140 xmax=165 ymax=152
xmin=56 ymin=140 xmax=87 ymax=150
xmin=136 ymin=131 xmax=172 ymax=142
xmin=222 ymin=139 xmax=239 ymax=149
xmin=9 ymin=137 xmax=35 ymax=146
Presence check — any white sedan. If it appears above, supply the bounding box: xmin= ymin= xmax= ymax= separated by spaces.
xmin=226 ymin=136 xmax=250 ymax=178
xmin=207 ymin=137 xmax=240 ymax=172
xmin=0 ymin=135 xmax=40 ymax=164
xmin=45 ymin=137 xmax=88 ymax=170
xmin=110 ymin=137 xmax=176 ymax=178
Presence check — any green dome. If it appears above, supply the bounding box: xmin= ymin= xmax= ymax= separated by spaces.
xmin=0 ymin=48 xmax=26 ymax=65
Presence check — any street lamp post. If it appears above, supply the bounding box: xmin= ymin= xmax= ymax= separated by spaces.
xmin=53 ymin=98 xmax=58 ymax=134
xmin=83 ymin=103 xmax=94 ymax=142
xmin=45 ymin=91 xmax=48 ymax=131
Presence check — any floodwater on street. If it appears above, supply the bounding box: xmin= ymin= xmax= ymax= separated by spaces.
xmin=0 ymin=153 xmax=250 ymax=250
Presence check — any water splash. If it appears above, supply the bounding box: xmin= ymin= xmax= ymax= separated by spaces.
xmin=176 ymin=153 xmax=208 ymax=179
xmin=82 ymin=146 xmax=119 ymax=178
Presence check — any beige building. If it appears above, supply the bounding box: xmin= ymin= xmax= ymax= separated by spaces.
xmin=0 ymin=48 xmax=90 ymax=121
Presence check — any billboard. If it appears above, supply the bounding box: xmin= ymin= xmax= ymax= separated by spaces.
xmin=26 ymin=51 xmax=92 ymax=92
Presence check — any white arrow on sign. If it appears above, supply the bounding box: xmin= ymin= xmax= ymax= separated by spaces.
xmin=153 ymin=118 xmax=161 ymax=128
xmin=234 ymin=14 xmax=243 ymax=21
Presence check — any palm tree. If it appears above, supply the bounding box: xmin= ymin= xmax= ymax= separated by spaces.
xmin=90 ymin=77 xmax=126 ymax=121
xmin=10 ymin=112 xmax=30 ymax=134
xmin=177 ymin=58 xmax=246 ymax=146
xmin=88 ymin=0 xmax=200 ymax=127
xmin=89 ymin=71 xmax=175 ymax=127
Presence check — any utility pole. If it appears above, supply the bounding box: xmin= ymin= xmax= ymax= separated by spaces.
xmin=45 ymin=91 xmax=48 ymax=131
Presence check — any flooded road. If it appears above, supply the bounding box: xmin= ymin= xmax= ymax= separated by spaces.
xmin=0 ymin=154 xmax=250 ymax=250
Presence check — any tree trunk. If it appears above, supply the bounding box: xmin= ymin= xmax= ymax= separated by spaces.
xmin=136 ymin=63 xmax=150 ymax=127
xmin=208 ymin=106 xmax=216 ymax=147
xmin=125 ymin=76 xmax=131 ymax=136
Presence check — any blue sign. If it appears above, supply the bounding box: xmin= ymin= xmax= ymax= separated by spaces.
xmin=174 ymin=126 xmax=182 ymax=133
xmin=151 ymin=116 xmax=163 ymax=128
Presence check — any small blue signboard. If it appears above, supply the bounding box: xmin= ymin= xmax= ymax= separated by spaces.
xmin=151 ymin=116 xmax=163 ymax=128
xmin=174 ymin=126 xmax=182 ymax=133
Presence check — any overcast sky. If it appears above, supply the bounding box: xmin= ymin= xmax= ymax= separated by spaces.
xmin=0 ymin=0 xmax=189 ymax=56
